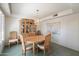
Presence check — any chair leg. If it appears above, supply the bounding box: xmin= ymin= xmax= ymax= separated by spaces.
xmin=17 ymin=41 xmax=18 ymax=45
xmin=8 ymin=43 xmax=10 ymax=48
xmin=37 ymin=47 xmax=38 ymax=53
xmin=48 ymin=46 xmax=52 ymax=55
xmin=22 ymin=50 xmax=26 ymax=56
xmin=33 ymin=43 xmax=35 ymax=56
xmin=22 ymin=52 xmax=26 ymax=56
xmin=44 ymin=49 xmax=45 ymax=55
xmin=23 ymin=52 xmax=26 ymax=56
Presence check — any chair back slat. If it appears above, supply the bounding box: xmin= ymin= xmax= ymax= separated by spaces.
xmin=10 ymin=31 xmax=17 ymax=39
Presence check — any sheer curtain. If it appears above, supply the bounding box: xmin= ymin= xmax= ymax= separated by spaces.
xmin=47 ymin=22 xmax=61 ymax=42
xmin=0 ymin=10 xmax=5 ymax=53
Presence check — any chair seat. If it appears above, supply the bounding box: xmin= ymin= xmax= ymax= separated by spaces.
xmin=25 ymin=44 xmax=33 ymax=50
xmin=26 ymin=46 xmax=32 ymax=50
xmin=26 ymin=41 xmax=33 ymax=45
xmin=25 ymin=41 xmax=33 ymax=50
xmin=9 ymin=39 xmax=18 ymax=43
xmin=37 ymin=44 xmax=44 ymax=50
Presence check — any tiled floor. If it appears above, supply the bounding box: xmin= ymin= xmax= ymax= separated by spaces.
xmin=1 ymin=43 xmax=79 ymax=56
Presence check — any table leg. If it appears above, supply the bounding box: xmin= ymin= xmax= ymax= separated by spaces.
xmin=33 ymin=43 xmax=35 ymax=56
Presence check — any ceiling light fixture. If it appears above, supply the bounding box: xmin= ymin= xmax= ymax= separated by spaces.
xmin=36 ymin=9 xmax=40 ymax=30
xmin=36 ymin=9 xmax=40 ymax=22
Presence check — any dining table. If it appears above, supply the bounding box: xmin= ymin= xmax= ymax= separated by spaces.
xmin=23 ymin=35 xmax=45 ymax=55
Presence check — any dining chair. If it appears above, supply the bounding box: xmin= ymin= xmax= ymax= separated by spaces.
xmin=19 ymin=34 xmax=33 ymax=56
xmin=37 ymin=33 xmax=51 ymax=55
xmin=8 ymin=31 xmax=19 ymax=47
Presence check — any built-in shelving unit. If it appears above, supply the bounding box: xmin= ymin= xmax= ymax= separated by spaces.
xmin=20 ymin=18 xmax=37 ymax=34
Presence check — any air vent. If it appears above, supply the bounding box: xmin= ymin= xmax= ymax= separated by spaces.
xmin=53 ymin=14 xmax=58 ymax=17
xmin=53 ymin=9 xmax=73 ymax=18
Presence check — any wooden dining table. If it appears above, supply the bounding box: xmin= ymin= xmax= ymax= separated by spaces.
xmin=23 ymin=35 xmax=45 ymax=55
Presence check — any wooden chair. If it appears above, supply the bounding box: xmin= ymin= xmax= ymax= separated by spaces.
xmin=19 ymin=34 xmax=33 ymax=56
xmin=37 ymin=33 xmax=51 ymax=55
xmin=8 ymin=31 xmax=19 ymax=47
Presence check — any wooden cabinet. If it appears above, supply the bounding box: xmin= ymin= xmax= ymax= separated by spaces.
xmin=20 ymin=18 xmax=37 ymax=34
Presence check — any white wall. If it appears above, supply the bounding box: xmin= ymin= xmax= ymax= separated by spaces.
xmin=5 ymin=16 xmax=20 ymax=44
xmin=40 ymin=13 xmax=79 ymax=51
xmin=39 ymin=21 xmax=49 ymax=35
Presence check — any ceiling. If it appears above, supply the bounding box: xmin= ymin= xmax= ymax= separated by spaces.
xmin=10 ymin=3 xmax=71 ymax=18
xmin=0 ymin=3 xmax=79 ymax=19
